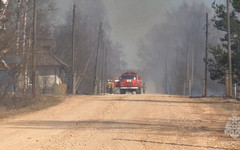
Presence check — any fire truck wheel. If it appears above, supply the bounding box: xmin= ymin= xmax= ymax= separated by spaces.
xmin=120 ymin=89 xmax=126 ymax=94
xmin=137 ymin=88 xmax=141 ymax=94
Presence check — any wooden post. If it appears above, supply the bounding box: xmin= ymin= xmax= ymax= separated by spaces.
xmin=93 ymin=22 xmax=102 ymax=95
xmin=227 ymin=0 xmax=232 ymax=97
xmin=225 ymin=70 xmax=230 ymax=97
xmin=203 ymin=13 xmax=208 ymax=97
xmin=72 ymin=4 xmax=76 ymax=94
xmin=32 ymin=0 xmax=37 ymax=98
xmin=183 ymin=81 xmax=186 ymax=95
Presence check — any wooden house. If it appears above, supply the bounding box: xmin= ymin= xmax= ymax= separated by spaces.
xmin=36 ymin=49 xmax=69 ymax=94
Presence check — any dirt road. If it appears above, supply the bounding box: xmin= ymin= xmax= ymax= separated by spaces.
xmin=0 ymin=94 xmax=240 ymax=150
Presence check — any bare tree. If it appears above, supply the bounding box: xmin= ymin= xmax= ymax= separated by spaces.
xmin=54 ymin=0 xmax=126 ymax=94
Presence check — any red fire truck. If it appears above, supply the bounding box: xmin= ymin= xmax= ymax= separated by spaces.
xmin=115 ymin=71 xmax=142 ymax=94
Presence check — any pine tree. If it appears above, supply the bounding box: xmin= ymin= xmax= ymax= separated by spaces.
xmin=208 ymin=0 xmax=240 ymax=85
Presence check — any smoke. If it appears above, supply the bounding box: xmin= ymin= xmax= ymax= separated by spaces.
xmin=54 ymin=0 xmax=126 ymax=94
xmin=137 ymin=2 xmax=224 ymax=95
xmin=54 ymin=0 xmax=224 ymax=95
xmin=102 ymin=0 xmax=188 ymax=68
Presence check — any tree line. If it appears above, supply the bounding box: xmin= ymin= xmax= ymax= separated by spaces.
xmin=137 ymin=0 xmax=240 ymax=96
xmin=208 ymin=0 xmax=240 ymax=86
xmin=0 ymin=0 xmax=126 ymax=105
xmin=137 ymin=2 xmax=222 ymax=95
xmin=54 ymin=0 xmax=126 ymax=94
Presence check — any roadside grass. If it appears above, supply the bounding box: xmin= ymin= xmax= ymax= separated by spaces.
xmin=0 ymin=95 xmax=64 ymax=119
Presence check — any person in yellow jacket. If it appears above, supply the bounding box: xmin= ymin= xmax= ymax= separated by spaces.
xmin=107 ymin=80 xmax=114 ymax=94
xmin=110 ymin=80 xmax=114 ymax=94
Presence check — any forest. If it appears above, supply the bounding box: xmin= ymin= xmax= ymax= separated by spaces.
xmin=0 ymin=0 xmax=126 ymax=106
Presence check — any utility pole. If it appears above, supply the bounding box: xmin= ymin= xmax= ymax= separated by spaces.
xmin=72 ymin=4 xmax=76 ymax=94
xmin=103 ymin=47 xmax=108 ymax=94
xmin=175 ymin=47 xmax=179 ymax=94
xmin=186 ymin=34 xmax=190 ymax=95
xmin=98 ymin=32 xmax=104 ymax=94
xmin=100 ymin=41 xmax=105 ymax=94
xmin=94 ymin=22 xmax=102 ymax=95
xmin=203 ymin=13 xmax=208 ymax=97
xmin=165 ymin=56 xmax=168 ymax=94
xmin=227 ymin=0 xmax=232 ymax=97
xmin=190 ymin=38 xmax=195 ymax=96
xmin=32 ymin=0 xmax=37 ymax=98
xmin=183 ymin=81 xmax=186 ymax=95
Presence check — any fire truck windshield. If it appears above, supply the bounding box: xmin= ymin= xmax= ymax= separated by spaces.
xmin=121 ymin=76 xmax=136 ymax=80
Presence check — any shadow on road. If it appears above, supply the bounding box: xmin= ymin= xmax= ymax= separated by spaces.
xmin=100 ymin=99 xmax=240 ymax=105
xmin=5 ymin=118 xmax=238 ymax=149
xmin=8 ymin=118 xmax=225 ymax=137
xmin=113 ymin=138 xmax=239 ymax=150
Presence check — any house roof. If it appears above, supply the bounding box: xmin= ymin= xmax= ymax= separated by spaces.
xmin=36 ymin=50 xmax=70 ymax=70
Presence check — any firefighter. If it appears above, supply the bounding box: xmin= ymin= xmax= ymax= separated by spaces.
xmin=110 ymin=80 xmax=114 ymax=94
xmin=107 ymin=80 xmax=111 ymax=94
xmin=142 ymin=82 xmax=147 ymax=94
xmin=107 ymin=80 xmax=114 ymax=94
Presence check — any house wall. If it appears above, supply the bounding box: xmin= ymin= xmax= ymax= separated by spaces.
xmin=0 ymin=71 xmax=16 ymax=92
xmin=37 ymin=66 xmax=62 ymax=94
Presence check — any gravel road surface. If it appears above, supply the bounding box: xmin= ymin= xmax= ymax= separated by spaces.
xmin=0 ymin=94 xmax=240 ymax=150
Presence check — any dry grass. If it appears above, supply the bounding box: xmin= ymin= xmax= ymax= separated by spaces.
xmin=0 ymin=95 xmax=64 ymax=119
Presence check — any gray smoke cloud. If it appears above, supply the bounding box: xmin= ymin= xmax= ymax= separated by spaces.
xmin=102 ymin=0 xmax=213 ymax=68
xmin=103 ymin=0 xmax=178 ymax=68
xmin=136 ymin=1 xmax=224 ymax=95
xmin=55 ymin=0 xmax=223 ymax=95
xmin=56 ymin=0 xmax=213 ymax=68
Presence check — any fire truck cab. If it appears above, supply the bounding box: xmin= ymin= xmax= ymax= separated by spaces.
xmin=116 ymin=71 xmax=142 ymax=94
